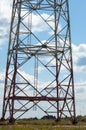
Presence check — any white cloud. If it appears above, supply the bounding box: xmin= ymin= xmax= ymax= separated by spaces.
xmin=74 ymin=81 xmax=86 ymax=116
xmin=0 ymin=0 xmax=12 ymax=20
xmin=0 ymin=71 xmax=5 ymax=83
xmin=32 ymin=13 xmax=51 ymax=32
xmin=0 ymin=0 xmax=12 ymax=45
xmin=21 ymin=12 xmax=59 ymax=33
xmin=72 ymin=43 xmax=86 ymax=73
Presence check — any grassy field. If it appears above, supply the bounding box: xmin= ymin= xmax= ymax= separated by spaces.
xmin=0 ymin=125 xmax=86 ymax=130
xmin=0 ymin=117 xmax=86 ymax=130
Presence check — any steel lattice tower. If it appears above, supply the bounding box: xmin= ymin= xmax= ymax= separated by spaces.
xmin=2 ymin=0 xmax=76 ymax=123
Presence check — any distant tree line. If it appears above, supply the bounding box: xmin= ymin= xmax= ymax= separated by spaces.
xmin=41 ymin=115 xmax=56 ymax=120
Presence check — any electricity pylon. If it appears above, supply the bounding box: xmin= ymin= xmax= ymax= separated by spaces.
xmin=2 ymin=0 xmax=76 ymax=123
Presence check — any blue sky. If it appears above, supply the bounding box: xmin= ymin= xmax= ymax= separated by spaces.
xmin=70 ymin=0 xmax=86 ymax=44
xmin=0 ymin=0 xmax=86 ymax=118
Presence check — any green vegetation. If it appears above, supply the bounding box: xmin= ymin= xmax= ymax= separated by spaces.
xmin=0 ymin=116 xmax=86 ymax=130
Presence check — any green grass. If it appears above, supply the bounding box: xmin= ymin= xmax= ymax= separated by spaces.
xmin=0 ymin=117 xmax=86 ymax=130
xmin=0 ymin=125 xmax=86 ymax=130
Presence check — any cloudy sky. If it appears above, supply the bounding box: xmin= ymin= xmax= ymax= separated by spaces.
xmin=0 ymin=0 xmax=86 ymax=118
